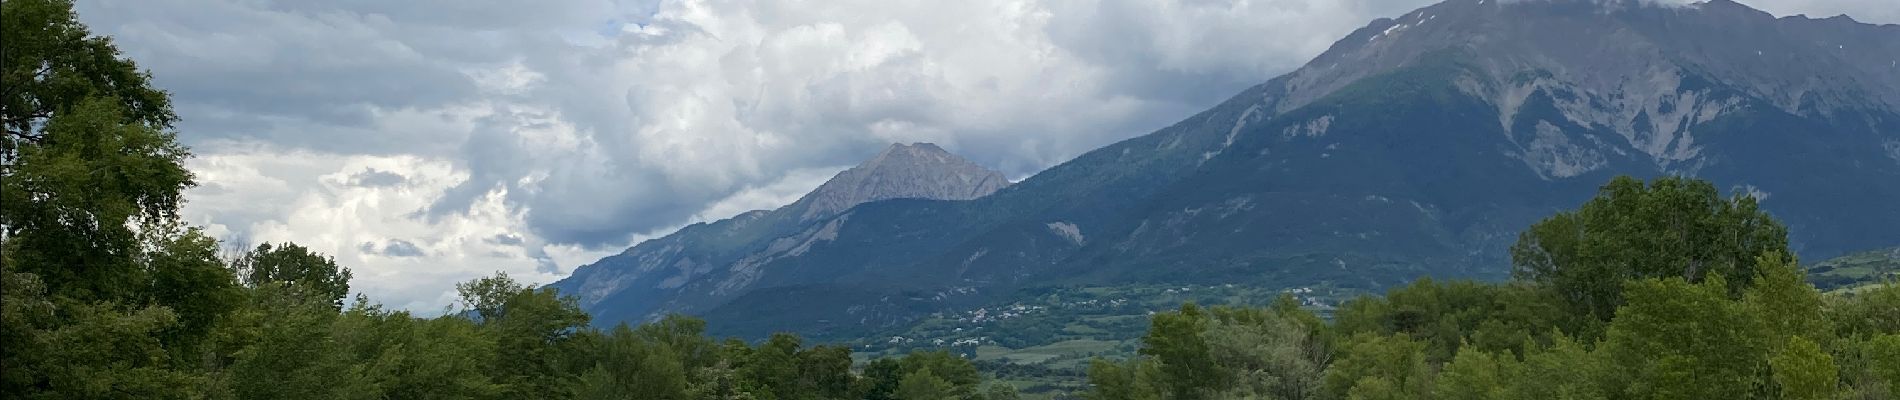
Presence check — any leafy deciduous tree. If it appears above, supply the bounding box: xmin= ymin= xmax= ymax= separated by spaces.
xmin=1511 ymin=176 xmax=1788 ymax=321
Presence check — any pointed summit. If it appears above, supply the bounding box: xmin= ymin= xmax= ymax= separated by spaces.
xmin=790 ymin=143 xmax=1009 ymax=221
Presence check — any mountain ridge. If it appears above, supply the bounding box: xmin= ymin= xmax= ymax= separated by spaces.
xmin=556 ymin=0 xmax=1900 ymax=338
xmin=547 ymin=142 xmax=1011 ymax=325
xmin=791 ymin=142 xmax=1011 ymax=222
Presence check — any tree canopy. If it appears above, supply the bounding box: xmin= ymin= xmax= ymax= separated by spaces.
xmin=1089 ymin=176 xmax=1898 ymax=400
xmin=1510 ymin=176 xmax=1789 ymax=321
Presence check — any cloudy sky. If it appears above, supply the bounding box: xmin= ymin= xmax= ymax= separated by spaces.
xmin=75 ymin=0 xmax=1897 ymax=312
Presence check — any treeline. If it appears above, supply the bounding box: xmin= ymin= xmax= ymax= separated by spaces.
xmin=0 ymin=1 xmax=1017 ymax=399
xmin=1086 ymin=177 xmax=1900 ymax=400
xmin=10 ymin=243 xmax=1021 ymax=400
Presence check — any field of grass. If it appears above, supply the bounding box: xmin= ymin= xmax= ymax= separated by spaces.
xmin=1808 ymin=246 xmax=1900 ymax=295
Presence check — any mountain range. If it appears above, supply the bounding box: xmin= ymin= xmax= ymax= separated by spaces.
xmin=550 ymin=0 xmax=1900 ymax=339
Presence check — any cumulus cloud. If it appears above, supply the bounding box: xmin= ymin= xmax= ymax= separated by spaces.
xmin=421 ymin=0 xmax=1459 ymax=247
xmin=177 ymin=145 xmax=594 ymax=311
xmin=75 ymin=0 xmax=1896 ymax=311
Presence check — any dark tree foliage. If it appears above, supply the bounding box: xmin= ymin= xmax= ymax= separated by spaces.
xmin=1140 ymin=304 xmax=1220 ymax=400
xmin=1511 ymin=176 xmax=1788 ymax=321
xmin=0 ymin=98 xmax=192 ymax=301
xmin=1 ymin=0 xmax=191 ymax=304
xmin=1 ymin=0 xmax=175 ymax=158
xmin=235 ymin=242 xmax=354 ymax=309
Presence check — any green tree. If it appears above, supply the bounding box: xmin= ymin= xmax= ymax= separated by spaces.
xmin=457 ymin=271 xmax=524 ymax=322
xmin=1333 ymin=278 xmax=1567 ymax=362
xmin=745 ymin=333 xmax=804 ymax=400
xmin=862 ymin=358 xmax=907 ymax=400
xmin=1829 ymin=281 xmax=1900 ymax=339
xmin=1 ymin=0 xmax=174 ymax=148
xmin=142 ymin=225 xmax=243 ymax=360
xmin=236 ymin=242 xmax=353 ymax=309
xmin=223 ymin=285 xmax=371 ymax=400
xmin=1141 ymin=303 xmax=1219 ymax=400
xmin=975 ymin=383 xmax=1022 ymax=400
xmin=0 ymin=96 xmax=192 ymax=301
xmin=894 ymin=370 xmax=955 ymax=400
xmin=897 ymin=350 xmax=981 ymax=393
xmin=1433 ymin=347 xmax=1510 ymax=400
xmin=1769 ymin=336 xmax=1837 ymax=400
xmin=864 ymin=350 xmax=984 ymax=400
xmin=332 ymin=303 xmax=501 ymax=400
xmin=1323 ymin=333 xmax=1432 ymax=400
xmin=639 ymin=314 xmax=719 ymax=371
xmin=571 ymin=366 xmax=625 ymax=400
xmin=458 ymin=273 xmax=590 ymax=399
xmin=1598 ymin=277 xmax=1768 ymax=399
xmin=1867 ymin=334 xmax=1900 ymax=397
xmin=688 ymin=359 xmax=756 ymax=400
xmin=1203 ymin=306 xmax=1326 ymax=400
xmin=565 ymin=327 xmax=689 ymax=400
xmin=797 ymin=344 xmax=857 ymax=400
xmin=0 ymin=3 xmax=237 ymax=398
xmin=1083 ymin=358 xmax=1161 ymax=400
xmin=1344 ymin=376 xmax=1405 ymax=400
xmin=1744 ymin=251 xmax=1829 ymax=349
xmin=0 ymin=271 xmax=205 ymax=399
xmin=1502 ymin=334 xmax=1605 ymax=400
xmin=2 ymin=0 xmax=186 ymax=302
xmin=1511 ymin=176 xmax=1788 ymax=321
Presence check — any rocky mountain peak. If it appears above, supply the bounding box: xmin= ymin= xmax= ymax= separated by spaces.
xmin=792 ymin=143 xmax=1009 ymax=221
xmin=1260 ymin=0 xmax=1898 ymax=177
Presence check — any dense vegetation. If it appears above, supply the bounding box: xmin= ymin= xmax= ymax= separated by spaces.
xmin=0 ymin=1 xmax=1018 ymax=399
xmin=1084 ymin=177 xmax=1900 ymax=400
xmin=6 ymin=1 xmax=1893 ymax=399
xmin=842 ymin=284 xmax=1363 ymax=396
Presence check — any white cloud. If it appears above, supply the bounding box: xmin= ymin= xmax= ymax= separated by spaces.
xmin=1749 ymin=0 xmax=1900 ymax=24
xmin=181 ymin=144 xmax=611 ymax=312
xmin=443 ymin=0 xmax=1455 ymax=246
xmin=77 ymin=0 xmax=1897 ymax=312
xmin=689 ymin=166 xmax=850 ymax=224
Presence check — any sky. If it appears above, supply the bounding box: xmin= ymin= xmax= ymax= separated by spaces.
xmin=74 ymin=0 xmax=1899 ymax=313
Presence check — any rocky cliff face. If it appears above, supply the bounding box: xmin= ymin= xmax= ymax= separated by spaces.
xmin=1270 ymin=0 xmax=1899 ymax=175
xmin=547 ymin=143 xmax=1009 ymax=325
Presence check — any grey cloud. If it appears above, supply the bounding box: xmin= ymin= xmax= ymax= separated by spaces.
xmin=383 ymin=240 xmax=426 ymax=257
xmin=361 ymin=239 xmax=427 ymax=258
xmin=90 ymin=0 xmax=1900 ymax=253
xmin=346 ymin=168 xmax=407 ymax=187
xmin=75 ymin=0 xmax=524 ymax=153
xmin=486 ymin=234 xmax=525 ymax=246
xmin=259 ymin=0 xmax=632 ymax=31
